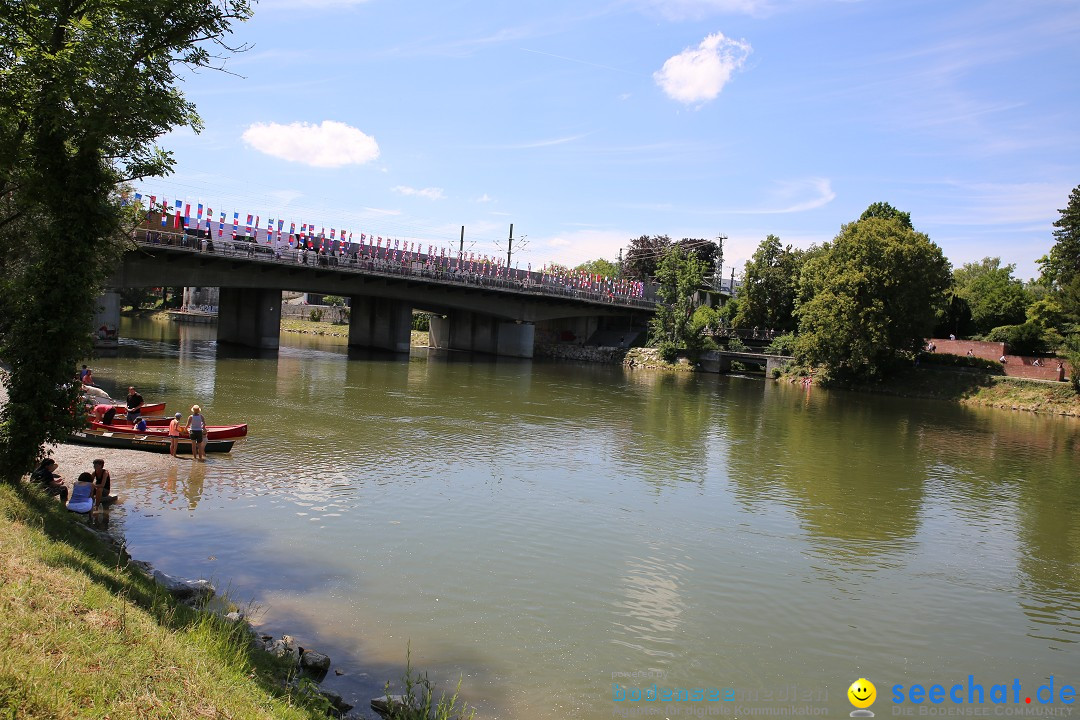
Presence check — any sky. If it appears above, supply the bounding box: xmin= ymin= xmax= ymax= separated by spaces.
xmin=141 ymin=0 xmax=1080 ymax=280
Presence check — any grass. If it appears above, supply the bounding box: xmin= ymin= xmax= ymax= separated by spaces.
xmin=0 ymin=482 xmax=330 ymax=720
xmin=842 ymin=367 xmax=1080 ymax=416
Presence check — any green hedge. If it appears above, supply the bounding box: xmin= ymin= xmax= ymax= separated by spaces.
xmin=920 ymin=352 xmax=1003 ymax=373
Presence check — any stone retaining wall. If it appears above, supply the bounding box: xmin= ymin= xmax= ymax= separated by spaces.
xmin=928 ymin=339 xmax=1071 ymax=382
xmin=534 ymin=343 xmax=627 ymax=363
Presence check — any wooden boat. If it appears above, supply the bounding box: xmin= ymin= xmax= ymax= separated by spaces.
xmin=68 ymin=429 xmax=234 ymax=454
xmin=88 ymin=419 xmax=248 ymax=440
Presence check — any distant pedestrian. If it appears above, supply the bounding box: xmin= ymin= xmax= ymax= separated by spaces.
xmin=999 ymin=355 xmax=1007 ymax=365
xmin=966 ymin=349 xmax=974 ymax=357
xmin=949 ymin=333 xmax=956 ymax=341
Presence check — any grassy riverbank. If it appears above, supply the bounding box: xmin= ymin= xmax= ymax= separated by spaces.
xmin=839 ymin=367 xmax=1080 ymax=416
xmin=0 ymin=483 xmax=327 ymax=719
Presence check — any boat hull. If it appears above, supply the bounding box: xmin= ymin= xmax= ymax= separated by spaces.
xmin=88 ymin=420 xmax=248 ymax=440
xmin=68 ymin=430 xmax=234 ymax=454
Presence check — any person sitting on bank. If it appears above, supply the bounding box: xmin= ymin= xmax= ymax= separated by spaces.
xmin=1032 ymin=358 xmax=1042 ymax=367
xmin=67 ymin=473 xmax=95 ymax=514
xmin=125 ymin=386 xmax=143 ymax=422
xmin=90 ymin=459 xmax=112 ymax=507
xmin=30 ymin=458 xmax=68 ymax=503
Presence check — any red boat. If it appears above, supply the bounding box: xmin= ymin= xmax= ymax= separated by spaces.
xmin=107 ymin=402 xmax=167 ymax=415
xmin=88 ymin=420 xmax=248 ymax=441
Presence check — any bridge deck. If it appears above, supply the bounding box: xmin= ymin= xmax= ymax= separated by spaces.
xmin=131 ymin=234 xmax=656 ymax=312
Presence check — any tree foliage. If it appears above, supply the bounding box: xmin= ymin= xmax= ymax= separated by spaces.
xmin=624 ymin=235 xmax=671 ymax=280
xmin=0 ymin=0 xmax=251 ymax=480
xmin=859 ymin=201 xmax=913 ymax=230
xmin=1039 ymin=184 xmax=1080 ymax=323
xmin=952 ymin=258 xmax=1030 ymax=335
xmin=648 ymin=248 xmax=708 ymax=359
xmin=575 ymin=258 xmax=619 ymax=278
xmin=734 ymin=234 xmax=804 ymax=332
xmin=675 ymin=237 xmax=723 ymax=280
xmin=794 ymin=210 xmax=951 ymax=381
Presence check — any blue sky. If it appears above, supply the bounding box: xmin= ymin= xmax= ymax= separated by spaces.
xmin=142 ymin=0 xmax=1080 ymax=279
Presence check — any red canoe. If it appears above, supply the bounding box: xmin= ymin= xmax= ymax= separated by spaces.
xmin=107 ymin=402 xmax=167 ymax=415
xmin=88 ymin=420 xmax=248 ymax=441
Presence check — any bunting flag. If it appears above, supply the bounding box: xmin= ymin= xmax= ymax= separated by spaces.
xmin=254 ymin=216 xmax=260 ymax=238
xmin=232 ymin=212 xmax=239 ymax=237
xmin=245 ymin=214 xmax=253 ymax=235
xmin=205 ymin=207 xmax=213 ymax=233
xmin=330 ymin=228 xmax=336 ymax=240
xmin=196 ymin=203 xmax=203 ymax=222
xmin=277 ymin=219 xmax=284 ymax=242
xmin=184 ymin=204 xmax=191 ymax=227
xmin=147 ymin=195 xmax=156 ymax=221
xmin=218 ymin=212 xmax=225 ymax=237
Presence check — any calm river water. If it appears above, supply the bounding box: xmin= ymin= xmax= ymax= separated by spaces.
xmin=90 ymin=317 xmax=1080 ymax=719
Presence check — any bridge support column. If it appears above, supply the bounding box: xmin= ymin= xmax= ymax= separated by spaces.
xmin=348 ymin=296 xmax=411 ymax=353
xmin=93 ymin=291 xmax=121 ymax=337
xmin=428 ymin=312 xmax=534 ymax=358
xmin=217 ymin=287 xmax=281 ymax=350
xmin=765 ymin=356 xmax=785 ymax=376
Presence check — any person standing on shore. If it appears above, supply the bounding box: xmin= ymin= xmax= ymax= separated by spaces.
xmin=185 ymin=405 xmax=207 ymax=460
xmin=168 ymin=412 xmax=183 ymax=458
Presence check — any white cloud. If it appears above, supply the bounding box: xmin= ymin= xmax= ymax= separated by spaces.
xmin=477 ymin=193 xmax=493 ymax=203
xmin=241 ymin=121 xmax=379 ymax=168
xmin=392 ymin=185 xmax=445 ymax=200
xmin=654 ymin=32 xmax=751 ymax=106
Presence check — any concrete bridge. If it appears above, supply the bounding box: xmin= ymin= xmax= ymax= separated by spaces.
xmin=105 ymin=234 xmax=656 ymax=358
xmin=699 ymin=350 xmax=789 ymax=375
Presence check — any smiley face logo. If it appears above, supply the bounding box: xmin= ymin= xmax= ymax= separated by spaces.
xmin=848 ymin=678 xmax=876 ymax=709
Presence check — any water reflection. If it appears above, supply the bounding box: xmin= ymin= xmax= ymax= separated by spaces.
xmin=96 ymin=322 xmax=1080 ymax=720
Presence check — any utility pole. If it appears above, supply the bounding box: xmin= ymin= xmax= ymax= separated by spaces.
xmin=618 ymin=248 xmax=623 ymax=279
xmin=506 ymin=223 xmax=514 ymax=266
xmin=459 ymin=226 xmax=465 ymax=259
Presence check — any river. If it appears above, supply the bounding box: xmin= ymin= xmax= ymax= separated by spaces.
xmin=86 ymin=316 xmax=1080 ymax=719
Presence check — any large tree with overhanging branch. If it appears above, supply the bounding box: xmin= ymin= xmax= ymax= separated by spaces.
xmin=0 ymin=0 xmax=252 ymax=481
xmin=794 ymin=205 xmax=951 ymax=381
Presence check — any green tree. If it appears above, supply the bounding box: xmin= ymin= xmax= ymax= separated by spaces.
xmin=624 ymin=235 xmax=671 ymax=280
xmin=859 ymin=201 xmax=913 ymax=229
xmin=575 ymin=258 xmax=619 ymax=278
xmin=1038 ymin=184 xmax=1080 ymax=322
xmin=955 ymin=260 xmax=1030 ymax=335
xmin=0 ymin=0 xmax=251 ymax=481
xmin=675 ymin=236 xmax=723 ymax=280
xmin=794 ymin=210 xmax=951 ymax=381
xmin=734 ymin=234 xmax=804 ymax=332
xmin=649 ymin=247 xmax=708 ymax=359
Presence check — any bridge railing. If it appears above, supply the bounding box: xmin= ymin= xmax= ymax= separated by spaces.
xmin=132 ymin=231 xmax=658 ymax=311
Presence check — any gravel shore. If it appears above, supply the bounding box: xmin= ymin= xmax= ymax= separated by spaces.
xmin=2 ymin=381 xmax=184 ymax=481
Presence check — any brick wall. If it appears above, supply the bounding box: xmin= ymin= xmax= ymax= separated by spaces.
xmin=927 ymin=338 xmax=1072 ymax=382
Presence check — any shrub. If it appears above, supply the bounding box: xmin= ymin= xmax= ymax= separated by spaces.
xmin=767 ymin=332 xmax=797 ymax=356
xmin=411 ymin=313 xmax=431 ymax=331
xmin=657 ymin=340 xmax=679 ymax=363
xmin=918 ymin=352 xmax=1003 ymax=373
xmin=309 ymin=308 xmax=323 ymax=322
xmin=727 ymin=335 xmax=748 ymax=352
xmin=985 ymin=322 xmax=1045 ymax=355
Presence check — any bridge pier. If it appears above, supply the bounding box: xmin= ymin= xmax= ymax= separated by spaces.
xmin=93 ymin=291 xmax=121 ymax=336
xmin=429 ymin=312 xmax=534 ymax=358
xmin=348 ymin=296 xmax=412 ymax=353
xmin=217 ymin=287 xmax=281 ymax=350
